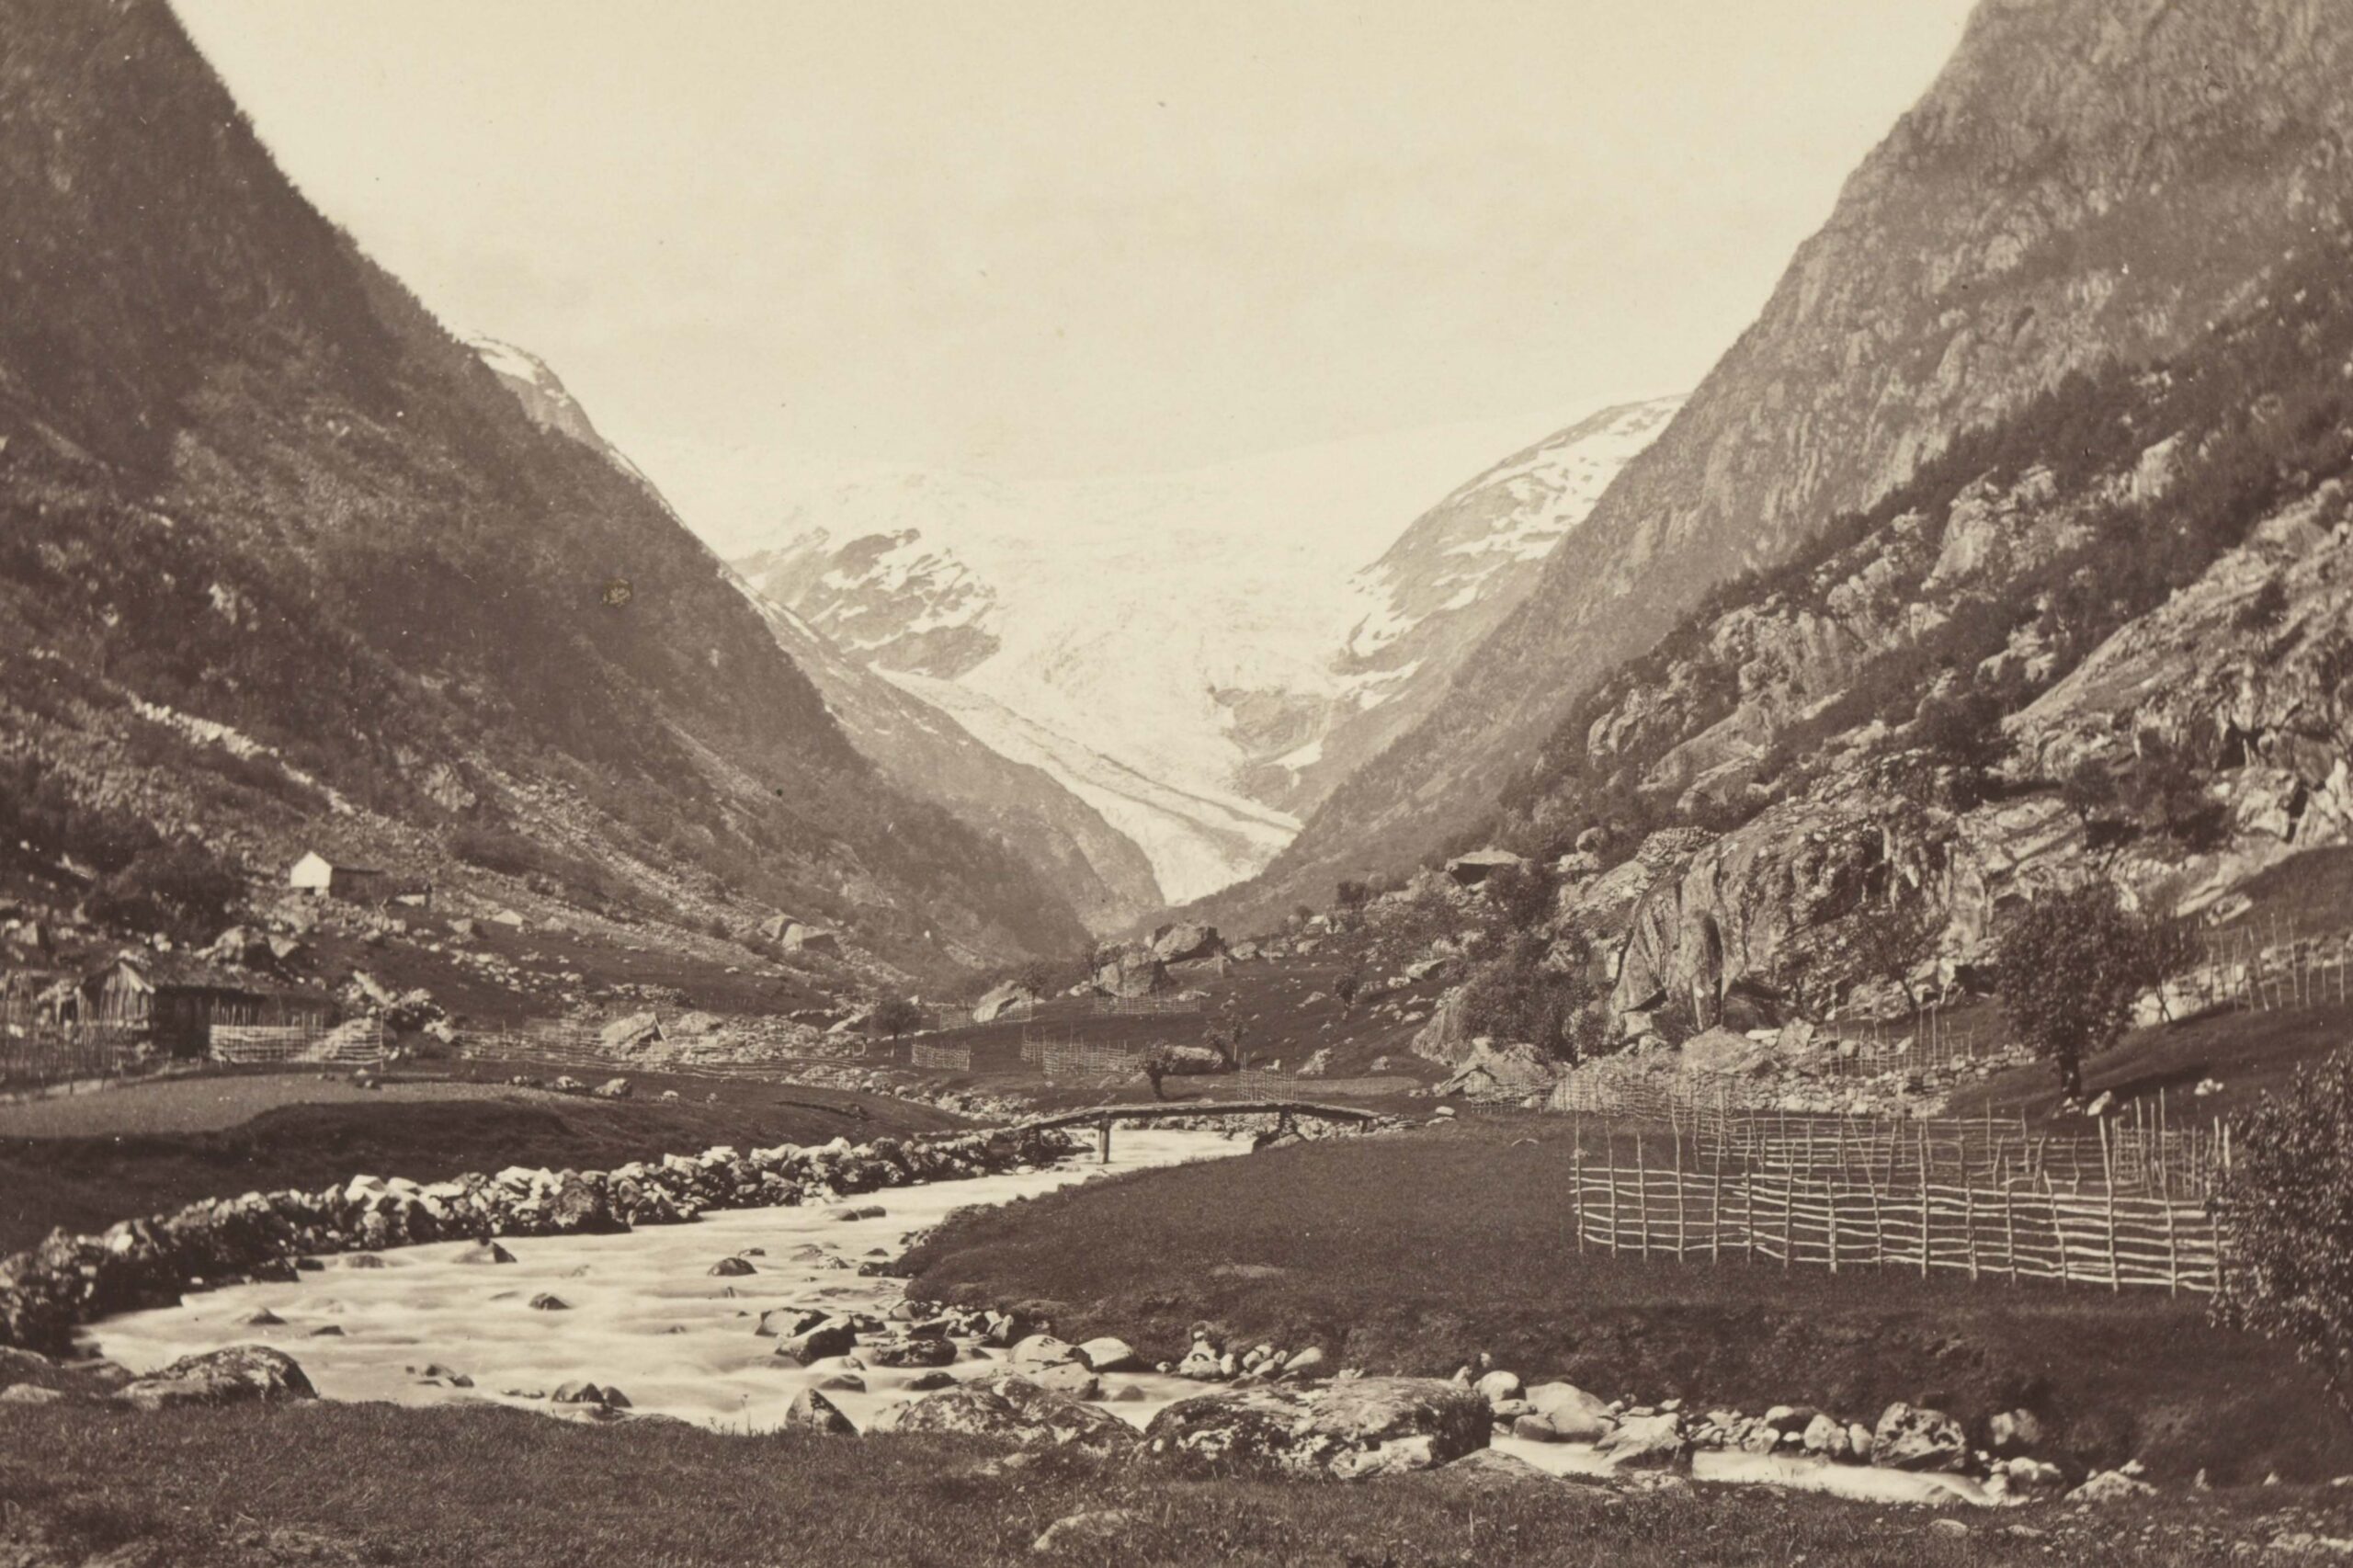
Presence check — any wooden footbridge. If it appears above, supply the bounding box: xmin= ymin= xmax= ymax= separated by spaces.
xmin=1014 ymin=1100 xmax=1382 ymax=1162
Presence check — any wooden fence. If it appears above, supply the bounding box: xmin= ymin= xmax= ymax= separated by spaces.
xmin=1089 ymin=994 xmax=1203 ymax=1017
xmin=909 ymin=1040 xmax=973 ymax=1072
xmin=1567 ymin=1127 xmax=2226 ymax=1296
xmin=1549 ymin=1076 xmax=2226 ymax=1199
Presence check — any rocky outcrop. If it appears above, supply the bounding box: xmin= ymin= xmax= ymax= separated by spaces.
xmin=1140 ymin=1377 xmax=1490 ymax=1480
xmin=1093 ymin=950 xmax=1169 ymax=999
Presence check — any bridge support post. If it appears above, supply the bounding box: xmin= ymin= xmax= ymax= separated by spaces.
xmin=1098 ymin=1117 xmax=1112 ymax=1165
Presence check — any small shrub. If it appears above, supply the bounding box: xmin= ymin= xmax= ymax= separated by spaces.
xmin=88 ymin=839 xmax=243 ymax=937
xmin=869 ymin=996 xmax=926 ymax=1042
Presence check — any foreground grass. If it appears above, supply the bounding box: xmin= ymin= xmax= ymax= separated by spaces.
xmin=904 ymin=1118 xmax=2353 ymax=1483
xmin=1 ymin=1399 xmax=2340 ymax=1567
xmin=0 ymin=1072 xmax=963 ymax=1255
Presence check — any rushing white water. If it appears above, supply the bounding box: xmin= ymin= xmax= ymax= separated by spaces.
xmin=82 ymin=1126 xmax=1995 ymax=1507
xmin=85 ymin=1130 xmax=1243 ymax=1435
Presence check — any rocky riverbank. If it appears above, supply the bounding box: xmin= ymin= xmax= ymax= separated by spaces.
xmin=0 ymin=1123 xmax=1076 ymax=1358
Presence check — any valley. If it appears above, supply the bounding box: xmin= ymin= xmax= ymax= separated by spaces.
xmin=6 ymin=0 xmax=2353 ymax=1564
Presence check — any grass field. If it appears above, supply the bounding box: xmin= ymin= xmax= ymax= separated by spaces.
xmin=904 ymin=1117 xmax=2353 ymax=1484
xmin=1949 ymin=1000 xmax=2353 ymax=1123
xmin=2 ymin=1397 xmax=2347 ymax=1567
xmin=0 ymin=1068 xmax=963 ymax=1256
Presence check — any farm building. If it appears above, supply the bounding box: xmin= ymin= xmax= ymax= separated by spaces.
xmin=288 ymin=851 xmax=396 ymax=903
xmin=61 ymin=953 xmax=335 ymax=1056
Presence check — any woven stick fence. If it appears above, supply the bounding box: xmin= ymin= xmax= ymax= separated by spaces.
xmin=1567 ymin=1125 xmax=2226 ymax=1296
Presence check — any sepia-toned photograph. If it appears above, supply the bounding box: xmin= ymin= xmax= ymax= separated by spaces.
xmin=3 ymin=0 xmax=2352 ymax=1562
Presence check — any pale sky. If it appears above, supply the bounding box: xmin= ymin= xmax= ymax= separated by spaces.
xmin=175 ymin=0 xmax=1976 ymax=546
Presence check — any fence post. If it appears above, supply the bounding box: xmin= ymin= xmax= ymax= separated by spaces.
xmin=1573 ymin=1130 xmax=1586 ymax=1255
xmin=1711 ymin=1142 xmax=1724 ymax=1266
xmin=1674 ymin=1135 xmax=1688 ymax=1259
xmin=1826 ymin=1170 xmax=1839 ymax=1274
xmin=1635 ymin=1131 xmax=1650 ymax=1261
xmin=2099 ymin=1119 xmax=2122 ymax=1292
xmin=1917 ymin=1122 xmax=1931 ymax=1278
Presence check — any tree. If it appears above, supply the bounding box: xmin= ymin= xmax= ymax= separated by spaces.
xmin=1333 ymin=961 xmax=1364 ymax=1015
xmin=2215 ymin=1051 xmax=2353 ymax=1414
xmin=1013 ymin=958 xmax=1060 ymax=998
xmin=1335 ymin=879 xmax=1370 ymax=913
xmin=1990 ymin=883 xmax=2146 ymax=1099
xmin=2124 ymin=906 xmax=2201 ymax=1023
xmin=1483 ymin=859 xmax=1560 ymax=933
xmin=869 ymin=995 xmax=926 ymax=1043
xmin=1142 ymin=1043 xmax=1176 ymax=1100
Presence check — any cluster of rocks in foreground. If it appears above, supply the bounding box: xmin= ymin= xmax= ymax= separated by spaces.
xmin=0 ymin=1124 xmax=1075 ymax=1358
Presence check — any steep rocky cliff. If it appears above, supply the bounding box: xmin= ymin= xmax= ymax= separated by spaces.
xmin=1241 ymin=0 xmax=2353 ymax=931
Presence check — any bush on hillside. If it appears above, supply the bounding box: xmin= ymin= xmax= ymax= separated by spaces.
xmin=1483 ymin=859 xmax=1560 ymax=933
xmin=87 ymin=839 xmax=243 ymax=937
xmin=2215 ymin=1050 xmax=2353 ymax=1415
xmin=1458 ymin=932 xmax=1608 ymax=1063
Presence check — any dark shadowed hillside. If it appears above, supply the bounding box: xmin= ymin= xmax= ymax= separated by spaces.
xmin=0 ymin=0 xmax=1087 ymax=976
xmin=1220 ymin=0 xmax=2353 ymax=932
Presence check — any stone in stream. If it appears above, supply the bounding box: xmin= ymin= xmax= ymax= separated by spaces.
xmin=1141 ymin=1377 xmax=1489 ymax=1480
xmin=242 ymin=1309 xmax=285 ymax=1327
xmin=775 ymin=1323 xmax=858 ymax=1365
xmin=1593 ymin=1413 xmax=1691 ymax=1473
xmin=785 ymin=1388 xmax=858 ymax=1437
xmin=865 ymin=1335 xmax=958 ymax=1369
xmin=342 ymin=1255 xmax=388 ymax=1270
xmin=824 ymin=1204 xmax=886 ymax=1223
xmin=1029 ymin=1362 xmax=1100 ymax=1400
xmin=1474 ymin=1369 xmax=1523 ymax=1409
xmin=528 ymin=1293 xmax=571 ymax=1312
xmin=756 ymin=1307 xmax=831 ymax=1340
xmin=307 ymin=1325 xmax=345 ymax=1338
xmin=1008 ymin=1334 xmax=1079 ymax=1369
xmin=904 ymin=1370 xmax=958 ymax=1392
xmin=1802 ymin=1413 xmax=1848 ymax=1458
xmin=1074 ymin=1337 xmax=1141 ymax=1373
xmin=817 ymin=1374 xmax=868 ymax=1393
xmin=551 ymin=1381 xmax=631 ymax=1411
xmin=709 ymin=1256 xmax=758 ymax=1278
xmin=1514 ymin=1381 xmax=1615 ymax=1443
xmin=1870 ymin=1403 xmax=1968 ymax=1473
xmin=117 ymin=1346 xmax=317 ymax=1411
xmin=870 ymin=1375 xmax=1131 ymax=1454
xmin=1432 ymin=1449 xmax=1619 ymax=1499
xmin=455 ymin=1241 xmax=517 ymax=1266
xmin=1280 ymin=1347 xmax=1327 ymax=1381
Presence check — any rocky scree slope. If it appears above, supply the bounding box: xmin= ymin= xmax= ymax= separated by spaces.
xmin=0 ymin=0 xmax=1089 ymax=977
xmin=1448 ymin=233 xmax=2353 ymax=1036
xmin=1238 ymin=0 xmax=2353 ymax=934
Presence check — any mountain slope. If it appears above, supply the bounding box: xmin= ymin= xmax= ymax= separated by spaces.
xmin=0 ymin=0 xmax=1088 ymax=976
xmin=1241 ymin=0 xmax=2353 ymax=928
xmin=465 ymin=336 xmax=1165 ymax=936
xmin=729 ymin=405 xmax=1665 ymax=900
xmin=1289 ymin=396 xmax=1685 ymax=808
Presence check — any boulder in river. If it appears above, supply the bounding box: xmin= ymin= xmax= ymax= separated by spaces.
xmin=709 ymin=1256 xmax=757 ymax=1278
xmin=776 ymin=1323 xmax=858 ymax=1365
xmin=1141 ymin=1376 xmax=1488 ymax=1480
xmin=455 ymin=1241 xmax=517 ymax=1266
xmin=787 ymin=1389 xmax=858 ymax=1436
xmin=865 ymin=1335 xmax=958 ymax=1369
xmin=1074 ymin=1337 xmax=1141 ymax=1373
xmin=1870 ymin=1403 xmax=1968 ymax=1472
xmin=870 ymin=1374 xmax=1131 ymax=1454
xmin=1515 ymin=1381 xmax=1614 ymax=1443
xmin=1593 ymin=1412 xmax=1691 ymax=1472
xmin=118 ymin=1346 xmax=317 ymax=1411
xmin=1008 ymin=1334 xmax=1079 ymax=1369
